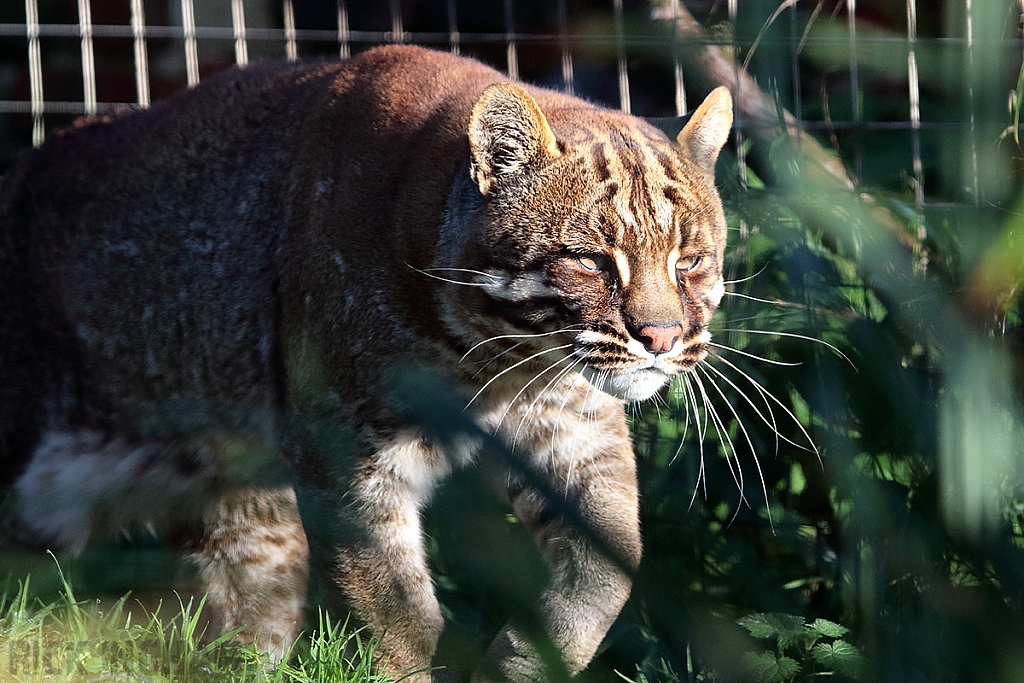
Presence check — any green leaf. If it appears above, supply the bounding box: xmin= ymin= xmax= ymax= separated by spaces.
xmin=740 ymin=651 xmax=801 ymax=683
xmin=777 ymin=627 xmax=813 ymax=651
xmin=738 ymin=613 xmax=780 ymax=639
xmin=738 ymin=613 xmax=811 ymax=649
xmin=811 ymin=641 xmax=865 ymax=677
xmin=809 ymin=618 xmax=849 ymax=639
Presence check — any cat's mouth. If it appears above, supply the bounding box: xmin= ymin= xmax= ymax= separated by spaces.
xmin=573 ymin=329 xmax=707 ymax=401
xmin=582 ymin=365 xmax=671 ymax=402
xmin=579 ymin=351 xmax=704 ymax=402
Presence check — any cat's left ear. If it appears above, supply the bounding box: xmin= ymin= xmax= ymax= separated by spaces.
xmin=676 ymin=86 xmax=733 ymax=173
xmin=469 ymin=83 xmax=561 ymax=197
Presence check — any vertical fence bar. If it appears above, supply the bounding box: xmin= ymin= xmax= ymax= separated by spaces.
xmin=447 ymin=0 xmax=460 ymax=55
xmin=847 ymin=0 xmax=861 ymax=177
xmin=77 ymin=0 xmax=97 ymax=115
xmin=505 ymin=0 xmax=519 ymax=80
xmin=283 ymin=0 xmax=297 ymax=60
xmin=130 ymin=0 xmax=150 ymax=106
xmin=231 ymin=0 xmax=249 ymax=67
xmin=966 ymin=0 xmax=979 ymax=203
xmin=729 ymin=0 xmax=747 ymax=194
xmin=789 ymin=0 xmax=800 ymax=122
xmin=906 ymin=0 xmax=924 ymax=217
xmin=557 ymin=0 xmax=574 ymax=95
xmin=337 ymin=0 xmax=349 ymax=58
xmin=613 ymin=0 xmax=630 ymax=113
xmin=671 ymin=0 xmax=685 ymax=115
xmin=181 ymin=0 xmax=200 ymax=87
xmin=389 ymin=0 xmax=405 ymax=43
xmin=25 ymin=0 xmax=44 ymax=146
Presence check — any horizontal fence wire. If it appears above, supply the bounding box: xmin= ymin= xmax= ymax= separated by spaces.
xmin=0 ymin=0 xmax=1022 ymax=209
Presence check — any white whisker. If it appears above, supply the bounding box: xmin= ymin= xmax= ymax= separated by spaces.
xmin=702 ymin=357 xmax=817 ymax=457
xmin=708 ymin=342 xmax=802 ymax=367
xmin=647 ymin=386 xmax=668 ymax=414
xmin=716 ymin=328 xmax=855 ymax=368
xmin=460 ymin=326 xmax=582 ymax=363
xmin=710 ymin=354 xmax=819 ymax=461
xmin=697 ymin=364 xmax=774 ymax=533
xmin=406 ymin=263 xmax=491 ymax=287
xmin=567 ymin=372 xmax=599 ymax=495
xmin=723 ymin=291 xmax=804 ymax=308
xmin=551 ymin=369 xmax=586 ymax=453
xmin=701 ymin=358 xmax=781 ymax=455
xmin=693 ymin=372 xmax=742 ymax=494
xmin=690 ymin=371 xmax=749 ymax=514
xmin=512 ymin=353 xmax=585 ymax=448
xmin=723 ymin=263 xmax=769 ymax=285
xmin=718 ymin=310 xmax=800 ymax=326
xmin=668 ymin=376 xmax=692 ymax=465
xmin=470 ymin=342 xmax=525 ymax=376
xmin=419 ymin=266 xmax=500 ymax=280
xmin=496 ymin=351 xmax=577 ymax=440
xmin=647 ymin=393 xmax=663 ymax=419
xmin=682 ymin=374 xmax=709 ymax=508
xmin=465 ymin=344 xmax=573 ymax=409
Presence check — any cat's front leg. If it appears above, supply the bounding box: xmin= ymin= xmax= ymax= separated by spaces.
xmin=186 ymin=485 xmax=309 ymax=660
xmin=295 ymin=433 xmax=448 ymax=683
xmin=477 ymin=396 xmax=642 ymax=682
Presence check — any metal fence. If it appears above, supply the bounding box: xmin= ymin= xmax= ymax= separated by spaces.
xmin=0 ymin=1 xmax=1021 ymax=207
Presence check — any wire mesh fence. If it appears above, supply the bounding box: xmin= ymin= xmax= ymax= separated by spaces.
xmin=1 ymin=0 xmax=1022 ymax=211
xmin=2 ymin=4 xmax=1024 ymax=682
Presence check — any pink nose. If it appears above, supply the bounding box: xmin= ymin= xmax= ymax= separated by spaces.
xmin=638 ymin=324 xmax=682 ymax=355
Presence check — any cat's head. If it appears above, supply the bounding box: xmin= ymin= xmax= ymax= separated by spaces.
xmin=449 ymin=84 xmax=732 ymax=402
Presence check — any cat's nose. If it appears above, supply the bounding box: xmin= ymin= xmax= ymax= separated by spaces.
xmin=637 ymin=323 xmax=682 ymax=355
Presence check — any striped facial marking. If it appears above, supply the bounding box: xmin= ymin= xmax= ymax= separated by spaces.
xmin=612 ymin=248 xmax=631 ymax=289
xmin=446 ymin=92 xmax=731 ymax=404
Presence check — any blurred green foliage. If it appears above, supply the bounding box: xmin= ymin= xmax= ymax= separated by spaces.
xmin=428 ymin=4 xmax=1024 ymax=677
xmin=418 ymin=116 xmax=1024 ymax=681
xmin=3 ymin=2 xmax=1024 ymax=682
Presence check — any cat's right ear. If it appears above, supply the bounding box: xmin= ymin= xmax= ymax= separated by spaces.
xmin=468 ymin=83 xmax=560 ymax=197
xmin=676 ymin=86 xmax=733 ymax=174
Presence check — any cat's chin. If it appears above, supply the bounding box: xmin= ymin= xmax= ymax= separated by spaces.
xmin=586 ymin=367 xmax=672 ymax=402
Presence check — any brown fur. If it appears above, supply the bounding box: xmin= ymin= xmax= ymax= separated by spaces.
xmin=0 ymin=45 xmax=732 ymax=682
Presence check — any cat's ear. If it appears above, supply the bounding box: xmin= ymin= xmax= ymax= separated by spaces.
xmin=468 ymin=83 xmax=560 ymax=197
xmin=676 ymin=86 xmax=733 ymax=173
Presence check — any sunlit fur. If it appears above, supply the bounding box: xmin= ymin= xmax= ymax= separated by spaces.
xmin=0 ymin=45 xmax=735 ymax=683
xmin=441 ymin=87 xmax=734 ymax=406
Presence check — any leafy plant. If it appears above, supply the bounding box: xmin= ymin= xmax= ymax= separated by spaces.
xmin=737 ymin=613 xmax=864 ymax=682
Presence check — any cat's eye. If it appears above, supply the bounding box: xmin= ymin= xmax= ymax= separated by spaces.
xmin=675 ymin=255 xmax=703 ymax=274
xmin=578 ymin=256 xmax=602 ymax=272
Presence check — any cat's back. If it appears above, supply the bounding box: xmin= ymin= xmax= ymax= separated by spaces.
xmin=0 ymin=58 xmax=348 ymax=468
xmin=6 ymin=58 xmax=342 ymax=235
xmin=0 ymin=45 xmax=539 ymax=472
xmin=4 ymin=45 xmax=534 ymax=280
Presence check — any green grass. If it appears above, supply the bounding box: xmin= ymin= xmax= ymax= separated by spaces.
xmin=0 ymin=560 xmax=399 ymax=683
